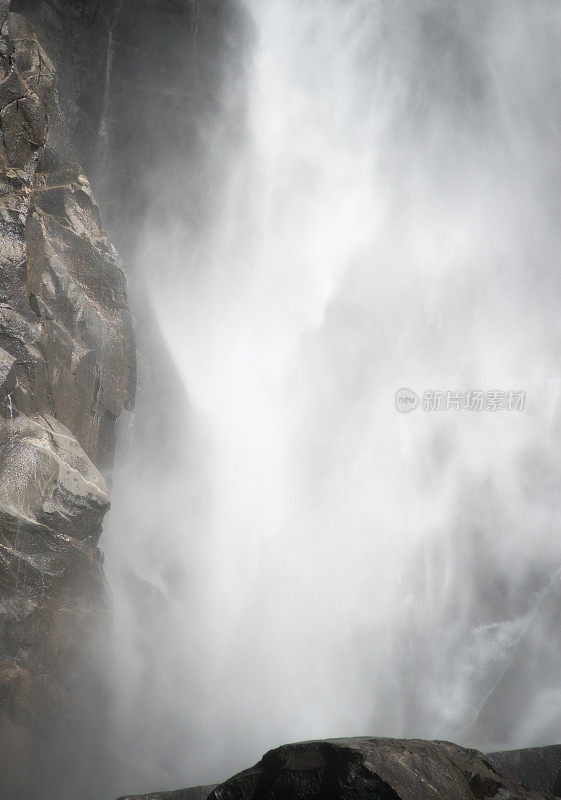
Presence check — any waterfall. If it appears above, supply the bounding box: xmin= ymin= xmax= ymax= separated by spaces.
xmin=97 ymin=0 xmax=125 ymax=173
xmin=104 ymin=0 xmax=561 ymax=793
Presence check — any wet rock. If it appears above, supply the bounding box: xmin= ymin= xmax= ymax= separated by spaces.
xmin=117 ymin=739 xmax=552 ymax=800
xmin=486 ymin=745 xmax=561 ymax=797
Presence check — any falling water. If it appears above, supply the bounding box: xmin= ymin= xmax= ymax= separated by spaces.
xmin=104 ymin=1 xmax=561 ymax=794
xmin=191 ymin=1 xmax=201 ymax=40
xmin=97 ymin=0 xmax=125 ymax=171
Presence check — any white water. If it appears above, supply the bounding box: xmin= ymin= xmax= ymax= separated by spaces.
xmin=105 ymin=1 xmax=561 ymax=793
xmin=96 ymin=0 xmax=125 ymax=176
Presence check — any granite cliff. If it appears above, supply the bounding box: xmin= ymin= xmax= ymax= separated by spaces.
xmin=0 ymin=0 xmax=249 ymax=795
xmin=0 ymin=0 xmax=135 ymax=795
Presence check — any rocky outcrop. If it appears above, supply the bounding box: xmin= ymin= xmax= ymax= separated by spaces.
xmin=116 ymin=738 xmax=553 ymax=800
xmin=117 ymin=787 xmax=217 ymax=800
xmin=487 ymin=745 xmax=561 ymax=797
xmin=0 ymin=1 xmax=135 ymax=796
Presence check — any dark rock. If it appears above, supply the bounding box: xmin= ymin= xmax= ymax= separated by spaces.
xmin=117 ymin=786 xmax=218 ymax=800
xmin=1 ymin=90 xmax=47 ymax=165
xmin=0 ymin=63 xmax=30 ymax=108
xmin=486 ymin=745 xmax=561 ymax=797
xmin=120 ymin=739 xmax=551 ymax=800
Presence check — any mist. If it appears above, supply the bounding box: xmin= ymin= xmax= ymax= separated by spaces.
xmin=100 ymin=1 xmax=561 ymax=795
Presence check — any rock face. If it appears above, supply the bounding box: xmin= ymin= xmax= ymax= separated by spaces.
xmin=116 ymin=738 xmax=553 ymax=800
xmin=0 ymin=0 xmax=249 ymax=795
xmin=0 ymin=0 xmax=135 ymax=796
xmin=487 ymin=745 xmax=561 ymax=797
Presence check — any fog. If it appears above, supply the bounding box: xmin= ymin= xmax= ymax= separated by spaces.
xmin=101 ymin=1 xmax=561 ymax=795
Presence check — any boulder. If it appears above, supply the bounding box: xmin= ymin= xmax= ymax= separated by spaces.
xmin=117 ymin=738 xmax=551 ymax=800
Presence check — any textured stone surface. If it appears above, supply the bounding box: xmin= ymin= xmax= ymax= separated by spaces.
xmin=0 ymin=412 xmax=108 ymax=577
xmin=487 ymin=745 xmax=561 ymax=797
xmin=116 ymin=739 xmax=551 ymax=800
xmin=0 ymin=2 xmax=135 ymax=796
xmin=0 ymin=0 xmax=250 ymax=796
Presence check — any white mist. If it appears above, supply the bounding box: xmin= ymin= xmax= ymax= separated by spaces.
xmin=104 ymin=1 xmax=561 ymax=794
